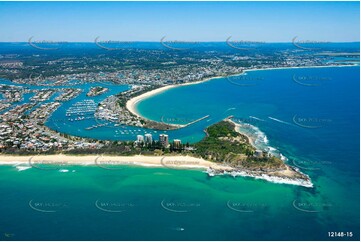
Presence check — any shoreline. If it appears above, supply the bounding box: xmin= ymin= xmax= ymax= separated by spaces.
xmin=225 ymin=117 xmax=313 ymax=186
xmin=241 ymin=63 xmax=359 ymax=74
xmin=126 ymin=76 xmax=224 ymax=120
xmin=126 ymin=64 xmax=358 ymax=121
xmin=227 ymin=117 xmax=257 ymax=147
xmin=0 ymin=153 xmax=313 ymax=187
xmin=0 ymin=154 xmax=229 ymax=170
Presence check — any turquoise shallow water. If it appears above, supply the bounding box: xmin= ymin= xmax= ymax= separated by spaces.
xmin=0 ymin=66 xmax=360 ymax=240
xmin=0 ymin=164 xmax=358 ymax=240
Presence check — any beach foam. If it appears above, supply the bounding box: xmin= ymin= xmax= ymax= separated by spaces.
xmin=15 ymin=165 xmax=32 ymax=171
xmin=206 ymin=169 xmax=313 ymax=188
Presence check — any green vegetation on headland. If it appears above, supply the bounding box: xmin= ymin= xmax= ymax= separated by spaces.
xmin=193 ymin=120 xmax=285 ymax=171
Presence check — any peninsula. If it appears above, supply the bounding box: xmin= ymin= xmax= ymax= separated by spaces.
xmin=0 ymin=118 xmax=312 ymax=187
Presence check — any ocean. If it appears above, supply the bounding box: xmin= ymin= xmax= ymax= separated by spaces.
xmin=0 ymin=66 xmax=359 ymax=240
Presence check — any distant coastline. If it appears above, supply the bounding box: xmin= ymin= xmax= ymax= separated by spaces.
xmin=126 ymin=64 xmax=358 ymax=121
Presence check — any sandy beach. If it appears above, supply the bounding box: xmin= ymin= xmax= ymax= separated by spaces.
xmin=0 ymin=154 xmax=232 ymax=170
xmin=0 ymin=153 xmax=312 ymax=187
xmin=126 ymin=76 xmax=223 ymax=119
xmin=226 ymin=117 xmax=257 ymax=147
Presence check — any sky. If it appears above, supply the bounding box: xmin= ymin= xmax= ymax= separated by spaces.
xmin=0 ymin=1 xmax=359 ymax=42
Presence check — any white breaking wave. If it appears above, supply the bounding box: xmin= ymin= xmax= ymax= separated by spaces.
xmin=250 ymin=172 xmax=313 ymax=188
xmin=280 ymin=154 xmax=287 ymax=161
xmin=13 ymin=162 xmax=31 ymax=171
xmin=15 ymin=165 xmax=32 ymax=171
xmin=225 ymin=107 xmax=236 ymax=112
xmin=268 ymin=117 xmax=293 ymax=126
xmin=59 ymin=169 xmax=69 ymax=173
xmin=209 ymin=170 xmax=313 ymax=188
xmin=249 ymin=116 xmax=265 ymax=122
xmin=232 ymin=119 xmax=287 ymax=161
xmin=226 ymin=119 xmax=315 ymax=187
